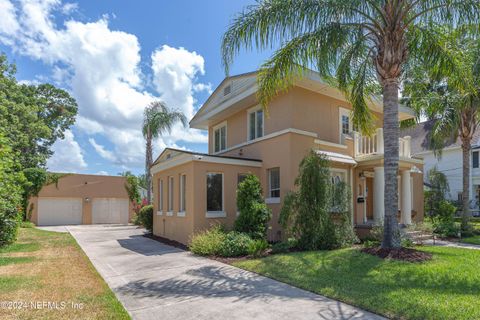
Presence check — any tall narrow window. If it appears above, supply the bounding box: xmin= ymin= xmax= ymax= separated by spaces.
xmin=168 ymin=176 xmax=174 ymax=212
xmin=342 ymin=115 xmax=350 ymax=134
xmin=214 ymin=123 xmax=227 ymax=152
xmin=268 ymin=168 xmax=280 ymax=198
xmin=159 ymin=179 xmax=163 ymax=212
xmin=207 ymin=173 xmax=223 ymax=212
xmin=179 ymin=174 xmax=186 ymax=212
xmin=473 ymin=151 xmax=479 ymax=168
xmin=248 ymin=107 xmax=264 ymax=140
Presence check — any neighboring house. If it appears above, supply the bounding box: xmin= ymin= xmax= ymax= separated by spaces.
xmin=151 ymin=70 xmax=424 ymax=245
xmin=29 ymin=174 xmax=133 ymax=226
xmin=403 ymin=120 xmax=480 ymax=205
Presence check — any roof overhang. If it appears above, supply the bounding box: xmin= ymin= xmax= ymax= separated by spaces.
xmin=316 ymin=150 xmax=357 ymax=165
xmin=151 ymin=148 xmax=262 ymax=175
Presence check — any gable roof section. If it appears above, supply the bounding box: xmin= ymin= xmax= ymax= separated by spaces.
xmin=401 ymin=120 xmax=480 ymax=155
xmin=190 ymin=69 xmax=416 ymax=130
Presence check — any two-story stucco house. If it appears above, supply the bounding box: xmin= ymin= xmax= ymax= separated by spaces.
xmin=151 ymin=70 xmax=424 ymax=245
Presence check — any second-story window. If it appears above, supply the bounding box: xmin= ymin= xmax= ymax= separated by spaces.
xmin=248 ymin=107 xmax=264 ymax=141
xmin=474 ymin=151 xmax=479 ymax=169
xmin=214 ymin=122 xmax=226 ymax=152
xmin=342 ymin=115 xmax=350 ymax=134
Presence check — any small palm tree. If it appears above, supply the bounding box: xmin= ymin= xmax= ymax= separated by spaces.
xmin=142 ymin=101 xmax=187 ymax=204
xmin=222 ymin=0 xmax=480 ymax=248
xmin=403 ymin=27 xmax=480 ymax=232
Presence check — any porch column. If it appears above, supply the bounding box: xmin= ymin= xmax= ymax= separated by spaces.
xmin=373 ymin=166 xmax=384 ymax=224
xmin=401 ymin=170 xmax=412 ymax=225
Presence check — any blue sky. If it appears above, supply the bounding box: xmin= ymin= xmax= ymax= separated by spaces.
xmin=0 ymin=0 xmax=272 ymax=175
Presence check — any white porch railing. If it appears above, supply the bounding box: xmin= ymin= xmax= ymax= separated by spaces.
xmin=353 ymin=128 xmax=411 ymax=158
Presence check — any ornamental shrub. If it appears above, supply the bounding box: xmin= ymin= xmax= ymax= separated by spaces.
xmin=247 ymin=239 xmax=269 ymax=257
xmin=137 ymin=205 xmax=153 ymax=232
xmin=189 ymin=225 xmax=227 ymax=256
xmin=234 ymin=174 xmax=271 ymax=239
xmin=189 ymin=226 xmax=255 ymax=257
xmin=280 ymin=150 xmax=357 ymax=250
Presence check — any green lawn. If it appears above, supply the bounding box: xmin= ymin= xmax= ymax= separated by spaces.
xmin=233 ymin=246 xmax=480 ymax=320
xmin=461 ymin=235 xmax=480 ymax=245
xmin=0 ymin=226 xmax=129 ymax=320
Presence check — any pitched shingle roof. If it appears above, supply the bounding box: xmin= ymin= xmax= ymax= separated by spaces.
xmin=401 ymin=120 xmax=480 ymax=155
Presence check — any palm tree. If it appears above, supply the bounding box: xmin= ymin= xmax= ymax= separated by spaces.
xmin=403 ymin=27 xmax=480 ymax=232
xmin=222 ymin=0 xmax=480 ymax=248
xmin=142 ymin=101 xmax=187 ymax=204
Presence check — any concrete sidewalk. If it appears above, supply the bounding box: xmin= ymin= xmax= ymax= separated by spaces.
xmin=67 ymin=224 xmax=384 ymax=320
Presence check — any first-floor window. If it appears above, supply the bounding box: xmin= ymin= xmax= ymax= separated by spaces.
xmin=168 ymin=176 xmax=174 ymax=212
xmin=330 ymin=170 xmax=346 ymax=211
xmin=474 ymin=151 xmax=479 ymax=168
xmin=268 ymin=168 xmax=280 ymax=198
xmin=159 ymin=179 xmax=163 ymax=211
xmin=180 ymin=174 xmax=186 ymax=212
xmin=207 ymin=173 xmax=223 ymax=212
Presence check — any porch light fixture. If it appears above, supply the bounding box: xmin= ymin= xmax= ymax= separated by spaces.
xmin=410 ymin=166 xmax=422 ymax=174
xmin=84 ymin=197 xmax=91 ymax=203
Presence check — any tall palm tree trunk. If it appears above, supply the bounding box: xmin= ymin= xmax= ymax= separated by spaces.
xmin=461 ymin=138 xmax=471 ymax=232
xmin=382 ymin=79 xmax=401 ymax=248
xmin=145 ymin=128 xmax=153 ymax=204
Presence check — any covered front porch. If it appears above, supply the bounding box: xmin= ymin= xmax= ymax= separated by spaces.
xmin=353 ymin=158 xmax=424 ymax=227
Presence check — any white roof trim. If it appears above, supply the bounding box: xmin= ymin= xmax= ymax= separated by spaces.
xmin=151 ymin=152 xmax=262 ymax=174
xmin=316 ymin=150 xmax=357 ymax=165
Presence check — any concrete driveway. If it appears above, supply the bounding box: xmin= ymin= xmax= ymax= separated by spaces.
xmin=67 ymin=225 xmax=384 ymax=320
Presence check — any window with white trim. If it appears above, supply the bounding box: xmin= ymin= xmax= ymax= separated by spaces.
xmin=339 ymin=107 xmax=352 ymax=144
xmin=159 ymin=179 xmax=163 ymax=211
xmin=268 ymin=168 xmax=280 ymax=198
xmin=179 ymin=174 xmax=186 ymax=212
xmin=214 ymin=123 xmax=227 ymax=152
xmin=248 ymin=107 xmax=264 ymax=140
xmin=168 ymin=176 xmax=174 ymax=212
xmin=473 ymin=151 xmax=479 ymax=168
xmin=207 ymin=173 xmax=223 ymax=212
xmin=330 ymin=169 xmax=346 ymax=211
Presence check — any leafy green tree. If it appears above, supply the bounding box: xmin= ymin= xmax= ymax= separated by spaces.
xmin=0 ymin=133 xmax=24 ymax=247
xmin=235 ymin=174 xmax=272 ymax=239
xmin=0 ymin=55 xmax=77 ymax=169
xmin=403 ymin=27 xmax=480 ymax=233
xmin=142 ymin=101 xmax=187 ymax=203
xmin=222 ymin=0 xmax=480 ymax=248
xmin=424 ymin=167 xmax=450 ymax=219
xmin=280 ymin=150 xmax=355 ymax=250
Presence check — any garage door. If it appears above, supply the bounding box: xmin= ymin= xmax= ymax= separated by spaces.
xmin=38 ymin=198 xmax=83 ymax=226
xmin=92 ymin=198 xmax=129 ymax=224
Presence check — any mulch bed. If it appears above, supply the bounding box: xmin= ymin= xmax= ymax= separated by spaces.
xmin=144 ymin=233 xmax=189 ymax=251
xmin=361 ymin=247 xmax=432 ymax=262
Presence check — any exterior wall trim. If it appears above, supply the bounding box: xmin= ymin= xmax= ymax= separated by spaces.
xmin=214 ymin=128 xmax=318 ymax=155
xmin=151 ymin=153 xmax=262 ymax=174
xmin=314 ymin=139 xmax=348 ymax=149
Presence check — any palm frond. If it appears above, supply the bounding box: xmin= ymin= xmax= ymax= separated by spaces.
xmin=142 ymin=101 xmax=187 ymax=139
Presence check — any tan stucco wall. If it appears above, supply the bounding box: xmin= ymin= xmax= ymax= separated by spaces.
xmin=29 ymin=174 xmax=132 ymax=225
xmin=152 ymin=161 xmax=261 ymax=245
xmin=208 ymin=86 xmax=384 ymax=153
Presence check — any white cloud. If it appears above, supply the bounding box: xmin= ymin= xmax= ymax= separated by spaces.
xmin=47 ymin=130 xmax=87 ymax=172
xmin=95 ymin=170 xmax=108 ymax=176
xmin=89 ymin=138 xmax=116 ymax=162
xmin=0 ymin=0 xmax=209 ymax=170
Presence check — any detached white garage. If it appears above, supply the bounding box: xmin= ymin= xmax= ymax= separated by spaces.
xmin=30 ymin=174 xmax=133 ymax=226
xmin=37 ymin=198 xmax=83 ymax=226
xmin=92 ymin=198 xmax=129 ymax=224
